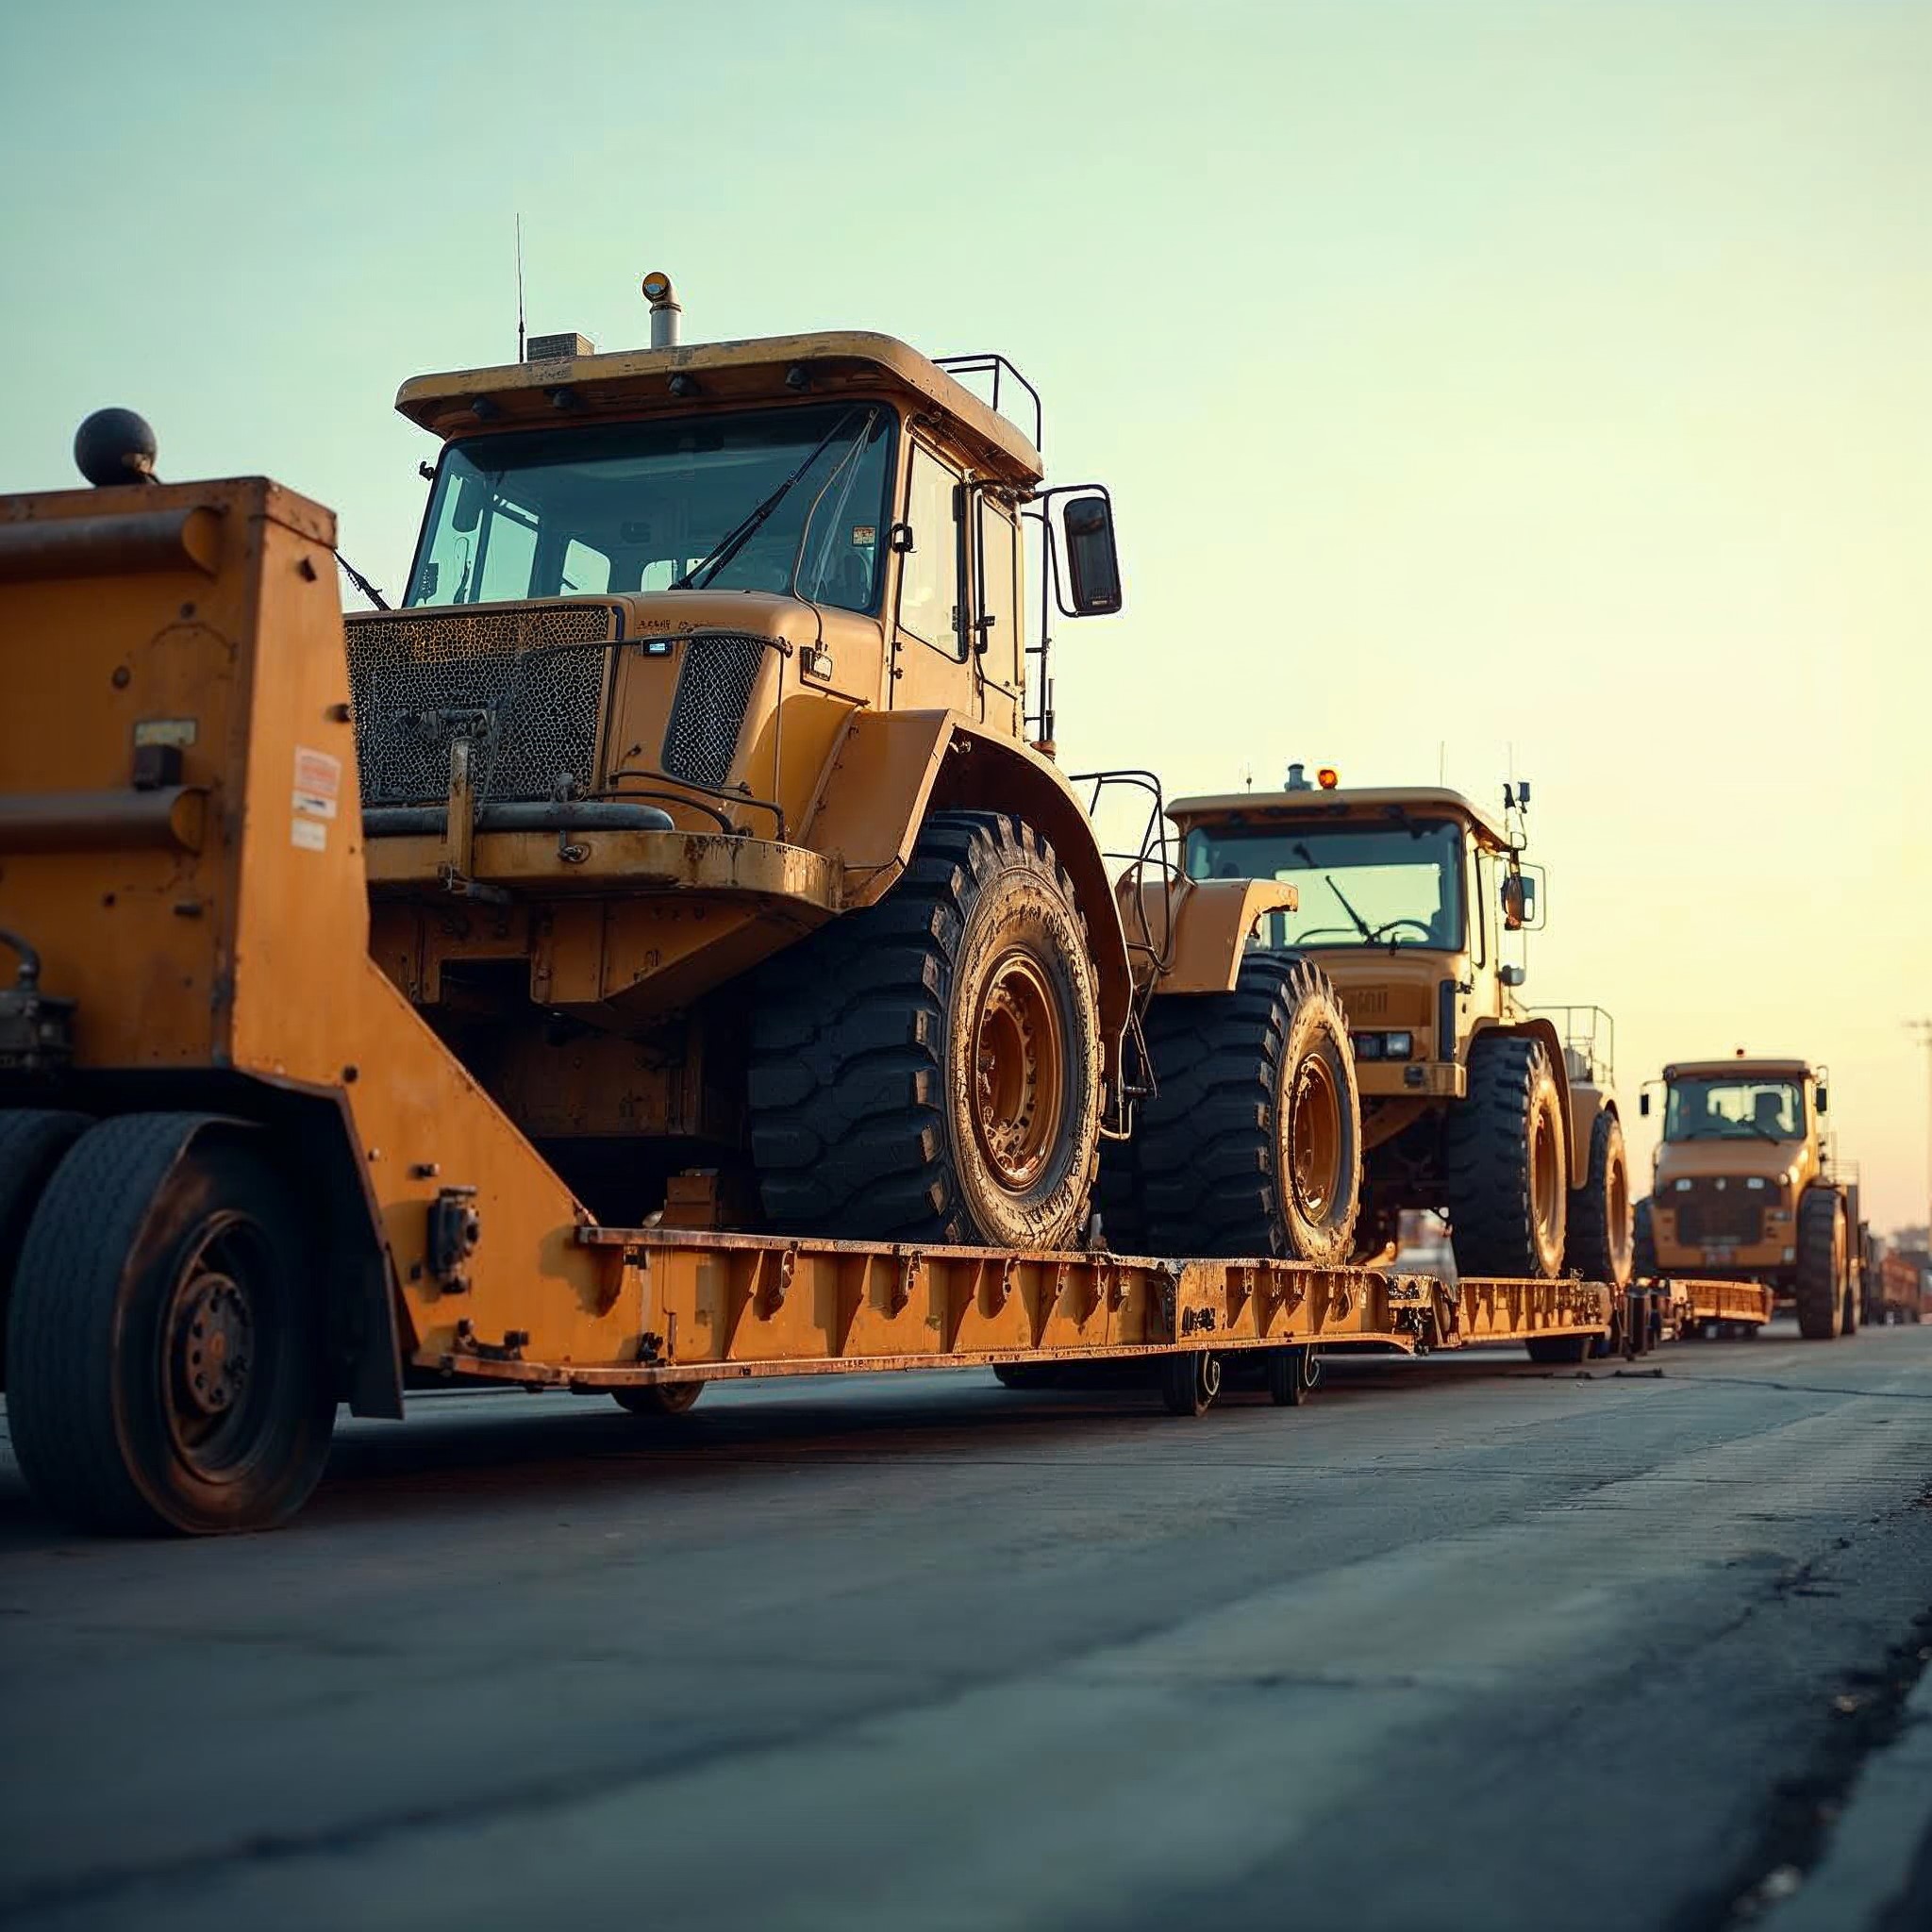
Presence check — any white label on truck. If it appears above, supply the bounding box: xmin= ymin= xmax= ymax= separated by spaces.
xmin=134 ymin=718 xmax=198 ymax=748
xmin=291 ymin=818 xmax=327 ymax=852
xmin=292 ymin=746 xmax=341 ymax=819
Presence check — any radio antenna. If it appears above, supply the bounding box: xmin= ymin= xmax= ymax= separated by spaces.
xmin=514 ymin=214 xmax=525 ymax=361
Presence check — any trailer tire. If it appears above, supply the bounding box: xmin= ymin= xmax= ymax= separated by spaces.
xmin=1524 ymin=1331 xmax=1593 ymax=1365
xmin=992 ymin=1363 xmax=1061 ymax=1391
xmin=1631 ymin=1196 xmax=1657 ymax=1281
xmin=1159 ymin=1350 xmax=1221 ymax=1416
xmin=0 ymin=1108 xmax=92 ymax=1391
xmin=1133 ymin=956 xmax=1361 ymax=1265
xmin=7 ymin=1116 xmax=335 ymax=1536
xmin=612 ymin=1381 xmax=705 ymax=1417
xmin=1565 ymin=1109 xmax=1633 ymax=1289
xmin=1266 ymin=1345 xmax=1319 ymax=1407
xmin=750 ymin=812 xmax=1101 ymax=1249
xmin=1444 ymin=1035 xmax=1567 ymax=1280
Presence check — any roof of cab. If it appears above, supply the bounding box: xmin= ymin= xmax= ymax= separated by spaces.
xmin=394 ymin=330 xmax=1043 ymax=484
xmin=1168 ymin=785 xmax=1513 ymax=851
xmin=1664 ymin=1058 xmax=1815 ymax=1081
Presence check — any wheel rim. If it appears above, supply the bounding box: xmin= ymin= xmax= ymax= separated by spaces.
xmin=1200 ymin=1354 xmax=1222 ymax=1403
xmin=1532 ymin=1102 xmax=1563 ymax=1255
xmin=1288 ymin=1048 xmax=1343 ymax=1224
xmin=160 ymin=1210 xmax=278 ymax=1479
xmin=972 ymin=950 xmax=1066 ymax=1191
xmin=1607 ymin=1145 xmax=1631 ymax=1272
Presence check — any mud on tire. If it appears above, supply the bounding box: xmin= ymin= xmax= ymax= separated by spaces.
xmin=1444 ymin=1035 xmax=1567 ymax=1280
xmin=1131 ymin=955 xmax=1361 ymax=1266
xmin=749 ymin=811 xmax=1102 ymax=1248
xmin=1565 ymin=1108 xmax=1633 ymax=1289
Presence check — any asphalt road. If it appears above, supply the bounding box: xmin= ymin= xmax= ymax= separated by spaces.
xmin=3 ymin=1319 xmax=1930 ymax=1932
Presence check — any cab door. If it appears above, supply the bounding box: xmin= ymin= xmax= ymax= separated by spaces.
xmin=890 ymin=440 xmax=972 ymax=714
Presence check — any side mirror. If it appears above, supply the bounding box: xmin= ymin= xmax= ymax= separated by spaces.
xmin=1817 ymin=1085 xmax=1829 ymax=1115
xmin=1499 ymin=963 xmax=1525 ymax=989
xmin=1061 ymin=493 xmax=1122 ymax=616
xmin=1640 ymin=1091 xmax=1651 ymax=1118
xmin=452 ymin=472 xmax=487 ymax=535
xmin=1500 ymin=874 xmax=1534 ymax=930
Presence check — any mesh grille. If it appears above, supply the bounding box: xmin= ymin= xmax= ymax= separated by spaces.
xmin=1674 ymin=1187 xmax=1764 ymax=1245
xmin=662 ymin=631 xmax=767 ymax=791
xmin=345 ymin=605 xmax=616 ymax=806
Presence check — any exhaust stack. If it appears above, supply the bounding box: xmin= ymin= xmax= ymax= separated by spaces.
xmin=642 ymin=270 xmax=681 ymax=349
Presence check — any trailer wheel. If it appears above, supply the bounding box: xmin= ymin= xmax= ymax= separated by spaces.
xmin=1266 ymin=1345 xmax=1319 ymax=1407
xmin=612 ymin=1381 xmax=705 ymax=1417
xmin=1134 ymin=956 xmax=1361 ymax=1265
xmin=992 ymin=1362 xmax=1063 ymax=1390
xmin=750 ymin=811 xmax=1101 ymax=1249
xmin=1160 ymin=1350 xmax=1222 ymax=1416
xmin=1794 ymin=1189 xmax=1846 ymax=1341
xmin=1524 ymin=1331 xmax=1592 ymax=1365
xmin=7 ymin=1116 xmax=335 ymax=1536
xmin=1565 ymin=1109 xmax=1633 ymax=1289
xmin=0 ymin=1108 xmax=92 ymax=1390
xmin=1444 ymin=1036 xmax=1567 ymax=1279
xmin=1631 ymin=1196 xmax=1657 ymax=1281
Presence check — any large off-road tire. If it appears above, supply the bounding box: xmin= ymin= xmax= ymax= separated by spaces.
xmin=1131 ymin=956 xmax=1361 ymax=1265
xmin=1631 ymin=1195 xmax=1657 ymax=1280
xmin=0 ymin=1108 xmax=92 ymax=1391
xmin=1444 ymin=1035 xmax=1567 ymax=1280
xmin=749 ymin=811 xmax=1102 ymax=1249
xmin=7 ymin=1116 xmax=337 ymax=1536
xmin=1794 ymin=1187 xmax=1846 ymax=1341
xmin=1565 ymin=1108 xmax=1633 ymax=1288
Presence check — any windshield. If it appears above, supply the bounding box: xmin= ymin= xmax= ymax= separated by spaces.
xmin=406 ymin=405 xmax=893 ymax=614
xmin=1664 ymin=1077 xmax=1806 ymax=1141
xmin=1182 ymin=820 xmax=1465 ymax=949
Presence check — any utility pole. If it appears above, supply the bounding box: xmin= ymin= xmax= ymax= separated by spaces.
xmin=1909 ymin=1018 xmax=1932 ymax=1241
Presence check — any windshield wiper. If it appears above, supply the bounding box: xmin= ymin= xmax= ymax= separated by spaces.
xmin=673 ymin=408 xmax=869 ymax=591
xmin=1290 ymin=841 xmax=1374 ymax=942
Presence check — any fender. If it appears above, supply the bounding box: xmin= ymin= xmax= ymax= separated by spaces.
xmin=801 ymin=709 xmax=1132 ymax=1078
xmin=1115 ymin=876 xmax=1300 ymax=994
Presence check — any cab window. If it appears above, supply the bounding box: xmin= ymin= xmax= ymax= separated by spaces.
xmin=899 ymin=443 xmax=962 ymax=656
xmin=976 ymin=496 xmax=1021 ymax=687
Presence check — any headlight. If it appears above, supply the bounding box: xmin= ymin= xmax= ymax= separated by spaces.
xmin=1776 ymin=1168 xmax=1792 ymax=1187
xmin=1385 ymin=1032 xmax=1413 ymax=1058
xmin=1674 ymin=1178 xmax=1692 ymax=1191
xmin=1351 ymin=1032 xmax=1384 ymax=1060
xmin=1747 ymin=1177 xmax=1765 ymax=1191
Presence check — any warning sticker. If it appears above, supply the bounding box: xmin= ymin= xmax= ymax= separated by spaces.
xmin=294 ymin=746 xmax=341 ymax=795
xmin=291 ymin=818 xmax=327 ymax=853
xmin=135 ymin=718 xmax=198 ymax=749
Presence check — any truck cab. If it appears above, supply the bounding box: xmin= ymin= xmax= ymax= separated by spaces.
xmin=1162 ymin=772 xmax=1626 ymax=1286
xmin=1641 ymin=1059 xmax=1827 ymax=1289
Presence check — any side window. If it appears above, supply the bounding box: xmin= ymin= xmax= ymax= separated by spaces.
xmin=1472 ymin=849 xmax=1490 ymax=966
xmin=560 ymin=537 xmax=610 ymax=596
xmin=975 ymin=498 xmax=1020 ymax=687
xmin=898 ymin=443 xmax=962 ymax=656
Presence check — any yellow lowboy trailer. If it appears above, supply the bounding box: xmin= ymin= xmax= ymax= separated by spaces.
xmin=0 ymin=443 xmax=1620 ymax=1537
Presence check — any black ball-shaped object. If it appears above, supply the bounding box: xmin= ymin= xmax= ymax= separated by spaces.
xmin=74 ymin=408 xmax=158 ymax=488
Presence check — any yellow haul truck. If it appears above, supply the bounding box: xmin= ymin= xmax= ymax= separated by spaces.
xmin=1122 ymin=769 xmax=1633 ymax=1362
xmin=1635 ymin=1058 xmax=1859 ymax=1341
xmin=0 ymin=290 xmax=1627 ymax=1536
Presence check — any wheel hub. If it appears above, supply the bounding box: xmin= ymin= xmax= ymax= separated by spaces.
xmin=972 ymin=953 xmax=1065 ymax=1191
xmin=1288 ymin=1053 xmax=1342 ymax=1222
xmin=175 ymin=1273 xmax=253 ymax=1417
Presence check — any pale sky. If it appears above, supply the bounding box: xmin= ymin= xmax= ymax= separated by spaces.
xmin=3 ymin=0 xmax=1928 ymax=1226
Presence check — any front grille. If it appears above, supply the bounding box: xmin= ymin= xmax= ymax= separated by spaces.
xmin=345 ymin=604 xmax=617 ymax=806
xmin=662 ymin=631 xmax=767 ymax=791
xmin=1674 ymin=1184 xmax=1765 ymax=1246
